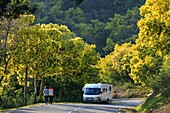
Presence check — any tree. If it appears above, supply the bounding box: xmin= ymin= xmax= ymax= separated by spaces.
xmin=130 ymin=0 xmax=170 ymax=90
xmin=74 ymin=0 xmax=85 ymax=5
xmin=32 ymin=0 xmax=145 ymax=56
xmin=97 ymin=43 xmax=134 ymax=84
xmin=75 ymin=19 xmax=107 ymax=56
xmin=0 ymin=0 xmax=36 ymax=19
xmin=55 ymin=37 xmax=100 ymax=100
xmin=153 ymin=55 xmax=170 ymax=97
xmin=33 ymin=0 xmax=63 ymax=24
xmin=0 ymin=15 xmax=35 ymax=107
xmin=0 ymin=0 xmax=36 ymax=83
xmin=13 ymin=23 xmax=69 ymax=103
xmin=112 ymin=0 xmax=145 ymax=14
xmin=104 ymin=7 xmax=140 ymax=54
xmin=0 ymin=14 xmax=35 ymax=83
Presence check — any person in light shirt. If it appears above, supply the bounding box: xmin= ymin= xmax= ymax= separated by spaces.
xmin=49 ymin=86 xmax=54 ymax=104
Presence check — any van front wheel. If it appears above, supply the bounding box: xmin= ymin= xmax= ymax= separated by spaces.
xmin=97 ymin=99 xmax=101 ymax=103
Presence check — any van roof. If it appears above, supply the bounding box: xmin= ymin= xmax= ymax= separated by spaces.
xmin=84 ymin=83 xmax=112 ymax=88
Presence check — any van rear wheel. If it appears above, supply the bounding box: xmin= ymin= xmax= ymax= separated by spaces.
xmin=107 ymin=99 xmax=111 ymax=104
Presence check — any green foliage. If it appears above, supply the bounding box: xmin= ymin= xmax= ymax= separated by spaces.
xmin=153 ymin=55 xmax=170 ymax=97
xmin=13 ymin=23 xmax=74 ymax=75
xmin=0 ymin=14 xmax=35 ymax=85
xmin=75 ymin=0 xmax=85 ymax=5
xmin=33 ymin=0 xmax=63 ymax=24
xmin=104 ymin=7 xmax=140 ymax=54
xmin=55 ymin=84 xmax=83 ymax=102
xmin=130 ymin=0 xmax=170 ymax=87
xmin=75 ymin=19 xmax=107 ymax=55
xmin=80 ymin=0 xmax=145 ymax=22
xmin=0 ymin=74 xmax=24 ymax=109
xmin=97 ymin=43 xmax=134 ymax=84
xmin=137 ymin=94 xmax=170 ymax=113
xmin=53 ymin=38 xmax=100 ymax=101
xmin=128 ymin=0 xmax=170 ymax=111
xmin=0 ymin=0 xmax=36 ymax=19
xmin=65 ymin=8 xmax=85 ymax=24
xmin=31 ymin=0 xmax=145 ymax=56
xmin=1 ymin=15 xmax=100 ymax=108
xmin=2 ymin=0 xmax=164 ymax=110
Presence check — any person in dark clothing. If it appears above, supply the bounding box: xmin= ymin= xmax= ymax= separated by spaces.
xmin=43 ymin=86 xmax=49 ymax=105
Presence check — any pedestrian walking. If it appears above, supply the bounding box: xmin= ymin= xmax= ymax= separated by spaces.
xmin=43 ymin=86 xmax=49 ymax=105
xmin=49 ymin=86 xmax=54 ymax=104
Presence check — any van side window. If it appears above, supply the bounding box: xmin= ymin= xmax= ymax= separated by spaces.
xmin=106 ymin=88 xmax=107 ymax=92
xmin=109 ymin=86 xmax=111 ymax=91
xmin=102 ymin=88 xmax=106 ymax=93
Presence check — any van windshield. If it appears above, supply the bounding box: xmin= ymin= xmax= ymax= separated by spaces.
xmin=84 ymin=88 xmax=101 ymax=95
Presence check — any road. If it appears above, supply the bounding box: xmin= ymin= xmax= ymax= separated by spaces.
xmin=5 ymin=98 xmax=144 ymax=113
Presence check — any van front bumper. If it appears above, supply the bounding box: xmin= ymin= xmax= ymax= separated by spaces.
xmin=83 ymin=97 xmax=100 ymax=102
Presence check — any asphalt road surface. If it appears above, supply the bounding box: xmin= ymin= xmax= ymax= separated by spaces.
xmin=5 ymin=98 xmax=144 ymax=113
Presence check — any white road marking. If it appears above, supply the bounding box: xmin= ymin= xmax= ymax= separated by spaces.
xmin=68 ymin=106 xmax=85 ymax=113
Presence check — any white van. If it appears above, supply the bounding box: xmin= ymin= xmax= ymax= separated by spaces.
xmin=82 ymin=83 xmax=113 ymax=103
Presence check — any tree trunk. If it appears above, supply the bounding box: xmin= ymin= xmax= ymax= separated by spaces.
xmin=34 ymin=63 xmax=39 ymax=104
xmin=0 ymin=19 xmax=11 ymax=83
xmin=24 ymin=66 xmax=28 ymax=105
xmin=39 ymin=77 xmax=44 ymax=102
xmin=33 ymin=74 xmax=37 ymax=104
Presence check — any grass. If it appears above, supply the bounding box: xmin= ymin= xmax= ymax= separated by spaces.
xmin=136 ymin=93 xmax=170 ymax=113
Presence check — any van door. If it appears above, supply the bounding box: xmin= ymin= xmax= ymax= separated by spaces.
xmin=108 ymin=86 xmax=112 ymax=99
xmin=101 ymin=88 xmax=107 ymax=101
